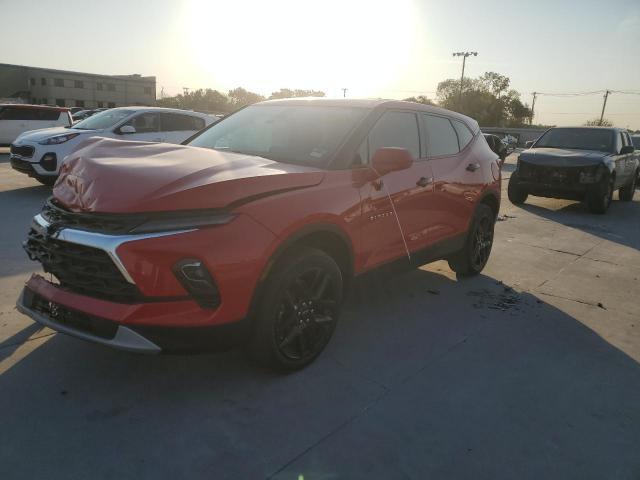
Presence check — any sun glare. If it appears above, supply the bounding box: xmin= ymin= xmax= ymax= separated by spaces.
xmin=180 ymin=0 xmax=421 ymax=96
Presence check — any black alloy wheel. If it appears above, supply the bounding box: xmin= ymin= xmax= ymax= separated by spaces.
xmin=248 ymin=246 xmax=343 ymax=371
xmin=448 ymin=204 xmax=495 ymax=277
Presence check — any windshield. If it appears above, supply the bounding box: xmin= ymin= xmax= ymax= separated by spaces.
xmin=72 ymin=108 xmax=134 ymax=130
xmin=188 ymin=105 xmax=368 ymax=166
xmin=534 ymin=128 xmax=614 ymax=153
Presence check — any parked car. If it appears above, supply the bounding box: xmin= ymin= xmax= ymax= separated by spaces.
xmin=17 ymin=99 xmax=501 ymax=371
xmin=71 ymin=109 xmax=98 ymax=122
xmin=508 ymin=127 xmax=638 ymax=213
xmin=483 ymin=133 xmax=508 ymax=164
xmin=10 ymin=107 xmax=215 ymax=185
xmin=0 ymin=104 xmax=72 ymax=146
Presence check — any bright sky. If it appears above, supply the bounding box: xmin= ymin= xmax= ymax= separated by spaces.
xmin=1 ymin=0 xmax=639 ymax=128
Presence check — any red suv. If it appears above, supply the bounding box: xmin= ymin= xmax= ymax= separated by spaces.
xmin=18 ymin=99 xmax=501 ymax=370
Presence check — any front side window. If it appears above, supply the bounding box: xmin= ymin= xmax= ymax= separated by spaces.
xmin=125 ymin=113 xmax=159 ymax=133
xmin=368 ymin=111 xmax=420 ymax=161
xmin=161 ymin=113 xmax=203 ymax=131
xmin=71 ymin=108 xmax=134 ymax=130
xmin=423 ymin=114 xmax=459 ymax=156
xmin=632 ymin=136 xmax=640 ymax=149
xmin=188 ymin=105 xmax=367 ymax=166
xmin=534 ymin=128 xmax=614 ymax=153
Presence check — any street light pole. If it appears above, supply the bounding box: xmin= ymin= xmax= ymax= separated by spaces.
xmin=452 ymin=51 xmax=477 ymax=110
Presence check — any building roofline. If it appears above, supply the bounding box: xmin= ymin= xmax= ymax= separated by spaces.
xmin=0 ymin=63 xmax=155 ymax=83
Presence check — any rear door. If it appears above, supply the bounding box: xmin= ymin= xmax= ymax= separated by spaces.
xmin=360 ymin=110 xmax=435 ymax=269
xmin=422 ymin=114 xmax=481 ymax=244
xmin=160 ymin=113 xmax=205 ymax=144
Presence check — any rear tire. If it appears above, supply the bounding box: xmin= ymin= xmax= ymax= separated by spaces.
xmin=247 ymin=246 xmax=343 ymax=372
xmin=619 ymin=172 xmax=637 ymax=201
xmin=36 ymin=176 xmax=57 ymax=187
xmin=448 ymin=204 xmax=495 ymax=277
xmin=507 ymin=173 xmax=528 ymax=205
xmin=587 ymin=177 xmax=614 ymax=213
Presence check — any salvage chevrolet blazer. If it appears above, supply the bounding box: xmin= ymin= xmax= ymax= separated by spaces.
xmin=508 ymin=127 xmax=638 ymax=213
xmin=17 ymin=99 xmax=501 ymax=371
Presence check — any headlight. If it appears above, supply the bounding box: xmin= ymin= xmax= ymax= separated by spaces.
xmin=579 ymin=165 xmax=605 ymax=184
xmin=129 ymin=212 xmax=235 ymax=234
xmin=38 ymin=133 xmax=80 ymax=145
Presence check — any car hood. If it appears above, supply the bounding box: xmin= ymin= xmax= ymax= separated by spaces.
xmin=53 ymin=137 xmax=326 ymax=213
xmin=519 ymin=148 xmax=608 ymax=167
xmin=16 ymin=126 xmax=100 ymax=142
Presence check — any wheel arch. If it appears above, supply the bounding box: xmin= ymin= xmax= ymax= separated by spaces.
xmin=246 ymin=223 xmax=355 ymax=324
xmin=478 ymin=190 xmax=500 ymax=218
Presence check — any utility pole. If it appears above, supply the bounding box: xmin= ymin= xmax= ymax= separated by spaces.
xmin=599 ymin=89 xmax=610 ymax=126
xmin=452 ymin=51 xmax=477 ymax=110
xmin=530 ymin=92 xmax=537 ymax=125
xmin=341 ymin=88 xmax=348 ymax=98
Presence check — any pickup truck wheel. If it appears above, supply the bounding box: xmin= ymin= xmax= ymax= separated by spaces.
xmin=448 ymin=204 xmax=495 ymax=277
xmin=507 ymin=173 xmax=528 ymax=204
xmin=619 ymin=172 xmax=637 ymax=201
xmin=247 ymin=246 xmax=343 ymax=372
xmin=587 ymin=178 xmax=614 ymax=213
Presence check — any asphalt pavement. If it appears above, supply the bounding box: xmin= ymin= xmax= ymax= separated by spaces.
xmin=1 ymin=148 xmax=639 ymax=479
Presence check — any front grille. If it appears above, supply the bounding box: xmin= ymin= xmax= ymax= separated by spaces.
xmin=42 ymin=199 xmax=145 ymax=234
xmin=10 ymin=144 xmax=34 ymax=158
xmin=23 ymin=225 xmax=143 ymax=303
xmin=518 ymin=162 xmax=583 ymax=185
xmin=26 ymin=288 xmax=118 ymax=339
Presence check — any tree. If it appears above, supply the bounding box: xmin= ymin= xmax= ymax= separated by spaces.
xmin=403 ymin=95 xmax=435 ymax=105
xmin=269 ymin=88 xmax=325 ymax=99
xmin=156 ymin=88 xmax=229 ymax=113
xmin=584 ymin=118 xmax=613 ymax=127
xmin=436 ymin=72 xmax=532 ymax=127
xmin=228 ymin=87 xmax=265 ymax=108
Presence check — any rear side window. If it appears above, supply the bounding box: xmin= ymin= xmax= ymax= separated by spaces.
xmin=368 ymin=111 xmax=420 ymax=161
xmin=0 ymin=107 xmax=61 ymax=121
xmin=423 ymin=115 xmax=459 ymax=156
xmin=452 ymin=120 xmax=474 ymax=150
xmin=161 ymin=113 xmax=205 ymax=131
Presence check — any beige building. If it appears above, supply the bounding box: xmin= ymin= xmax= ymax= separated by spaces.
xmin=0 ymin=63 xmax=156 ymax=108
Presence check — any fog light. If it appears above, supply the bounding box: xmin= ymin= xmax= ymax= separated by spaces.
xmin=40 ymin=153 xmax=57 ymax=172
xmin=172 ymin=259 xmax=220 ymax=309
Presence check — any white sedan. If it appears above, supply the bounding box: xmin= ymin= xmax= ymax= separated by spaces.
xmin=9 ymin=107 xmax=217 ymax=185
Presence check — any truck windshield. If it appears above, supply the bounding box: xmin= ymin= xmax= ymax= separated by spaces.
xmin=188 ymin=104 xmax=367 ymax=166
xmin=534 ymin=128 xmax=614 ymax=153
xmin=71 ymin=108 xmax=133 ymax=130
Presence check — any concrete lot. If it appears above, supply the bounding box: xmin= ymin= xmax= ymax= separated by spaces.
xmin=0 ymin=148 xmax=639 ymax=479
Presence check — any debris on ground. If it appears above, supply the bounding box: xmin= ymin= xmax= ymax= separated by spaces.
xmin=427 ymin=289 xmax=440 ymax=295
xmin=497 ymin=214 xmax=517 ymax=222
xmin=597 ymin=302 xmax=606 ymax=310
xmin=468 ymin=287 xmax=521 ymax=312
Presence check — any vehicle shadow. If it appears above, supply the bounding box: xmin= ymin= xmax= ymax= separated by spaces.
xmin=1 ymin=268 xmax=639 ymax=479
xmin=518 ymin=197 xmax=640 ymax=251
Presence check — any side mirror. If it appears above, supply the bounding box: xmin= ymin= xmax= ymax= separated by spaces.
xmin=371 ymin=147 xmax=413 ymax=176
xmin=620 ymin=145 xmax=635 ymax=155
xmin=525 ymin=140 xmax=534 ymax=149
xmin=118 ymin=125 xmax=136 ymax=135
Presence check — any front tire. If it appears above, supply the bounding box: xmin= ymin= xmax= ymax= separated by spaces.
xmin=247 ymin=246 xmax=343 ymax=372
xmin=508 ymin=173 xmax=528 ymax=204
xmin=619 ymin=172 xmax=637 ymax=201
xmin=448 ymin=204 xmax=495 ymax=277
xmin=587 ymin=177 xmax=614 ymax=213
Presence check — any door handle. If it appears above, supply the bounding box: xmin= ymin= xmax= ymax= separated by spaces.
xmin=416 ymin=177 xmax=433 ymax=187
xmin=466 ymin=162 xmax=480 ymax=172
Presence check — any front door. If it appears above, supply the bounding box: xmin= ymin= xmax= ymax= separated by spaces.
xmin=360 ymin=110 xmax=435 ymax=270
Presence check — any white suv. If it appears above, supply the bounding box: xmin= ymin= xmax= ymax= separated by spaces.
xmin=10 ymin=107 xmax=216 ymax=185
xmin=1 ymin=104 xmax=72 ymax=146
